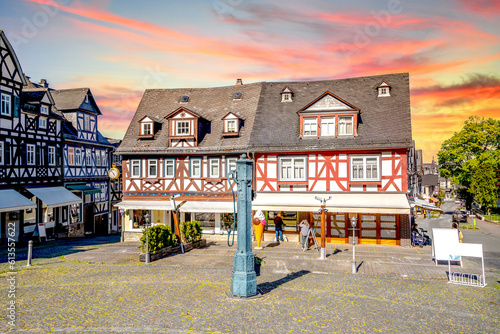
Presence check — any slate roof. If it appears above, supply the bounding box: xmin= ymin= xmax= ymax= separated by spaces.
xmin=51 ymin=88 xmax=102 ymax=115
xmin=118 ymin=73 xmax=412 ymax=155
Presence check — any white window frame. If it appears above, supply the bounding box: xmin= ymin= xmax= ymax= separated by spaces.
xmin=141 ymin=122 xmax=152 ymax=135
xmin=303 ymin=117 xmax=317 ymax=137
xmin=176 ymin=120 xmax=190 ymax=135
xmin=164 ymin=159 xmax=175 ymax=178
xmin=225 ymin=119 xmax=237 ymax=133
xmin=48 ymin=146 xmax=55 ymax=166
xmin=147 ymin=159 xmax=158 ymax=178
xmin=84 ymin=114 xmax=90 ymax=131
xmin=68 ymin=147 xmax=75 ymax=166
xmin=39 ymin=117 xmax=47 ymax=129
xmin=39 ymin=146 xmax=44 ymax=165
xmin=281 ymin=93 xmax=292 ymax=102
xmin=131 ymin=159 xmax=141 ymax=178
xmin=279 ymin=156 xmax=307 ymax=181
xmin=226 ymin=157 xmax=237 ymax=176
xmin=338 ymin=116 xmax=354 ymax=135
xmin=86 ymin=149 xmax=92 ymax=166
xmin=320 ymin=116 xmax=335 ymax=136
xmin=27 ymin=144 xmax=36 ymax=165
xmin=96 ymin=150 xmax=101 ymax=166
xmin=190 ymin=158 xmax=202 ymax=178
xmin=350 ymin=155 xmax=380 ymax=181
xmin=75 ymin=148 xmax=82 ymax=165
xmin=101 ymin=183 xmax=106 ymax=202
xmin=0 ymin=141 xmax=4 ymax=165
xmin=40 ymin=105 xmax=49 ymax=115
xmin=209 ymin=158 xmax=220 ymax=178
xmin=1 ymin=93 xmax=11 ymax=116
xmin=101 ymin=150 xmax=107 ymax=167
xmin=378 ymin=87 xmax=390 ymax=97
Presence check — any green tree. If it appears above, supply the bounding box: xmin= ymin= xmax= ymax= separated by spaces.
xmin=469 ymin=154 xmax=500 ymax=214
xmin=438 ymin=116 xmax=500 ymax=209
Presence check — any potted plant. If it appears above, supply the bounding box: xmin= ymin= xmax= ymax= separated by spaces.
xmin=254 ymin=256 xmax=265 ymax=276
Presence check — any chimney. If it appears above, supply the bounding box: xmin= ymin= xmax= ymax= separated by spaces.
xmin=39 ymin=79 xmax=49 ymax=88
xmin=236 ymin=78 xmax=243 ymax=85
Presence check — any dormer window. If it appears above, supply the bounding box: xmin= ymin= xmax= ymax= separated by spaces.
xmin=166 ymin=107 xmax=200 ymax=147
xmin=40 ymin=105 xmax=49 ymax=115
xmin=222 ymin=112 xmax=241 ymax=137
xmin=139 ymin=116 xmax=154 ymax=138
xmin=281 ymin=87 xmax=293 ymax=102
xmin=377 ymin=81 xmax=391 ymax=97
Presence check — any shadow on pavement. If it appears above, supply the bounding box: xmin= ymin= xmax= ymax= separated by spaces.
xmin=258 ymin=270 xmax=310 ymax=294
xmin=0 ymin=235 xmax=121 ymax=263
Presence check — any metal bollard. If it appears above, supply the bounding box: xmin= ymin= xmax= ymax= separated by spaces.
xmin=27 ymin=240 xmax=33 ymax=267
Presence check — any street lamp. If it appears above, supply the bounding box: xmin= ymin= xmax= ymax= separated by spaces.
xmin=350 ymin=216 xmax=357 ymax=274
xmin=315 ymin=196 xmax=331 ymax=260
xmin=144 ymin=212 xmax=150 ymax=264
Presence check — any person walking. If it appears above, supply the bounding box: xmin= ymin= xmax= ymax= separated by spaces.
xmin=274 ymin=213 xmax=284 ymax=243
xmin=299 ymin=219 xmax=310 ymax=251
xmin=452 ymin=222 xmax=463 ymax=243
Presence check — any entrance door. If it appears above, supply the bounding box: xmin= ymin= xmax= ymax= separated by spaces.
xmin=84 ymin=205 xmax=94 ymax=234
xmin=358 ymin=214 xmax=399 ymax=245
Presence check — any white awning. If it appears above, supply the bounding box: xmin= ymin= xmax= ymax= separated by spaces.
xmin=27 ymin=186 xmax=82 ymax=208
xmin=411 ymin=198 xmax=444 ymax=212
xmin=116 ymin=200 xmax=235 ymax=213
xmin=0 ymin=189 xmax=36 ymax=213
xmin=179 ymin=201 xmax=235 ymax=213
xmin=116 ymin=200 xmax=172 ymax=211
xmin=252 ymin=192 xmax=411 ymax=214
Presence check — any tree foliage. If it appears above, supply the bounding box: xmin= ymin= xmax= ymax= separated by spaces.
xmin=438 ymin=116 xmax=500 ymax=210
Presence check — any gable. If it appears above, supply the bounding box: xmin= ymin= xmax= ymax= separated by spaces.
xmin=299 ymin=92 xmax=359 ymax=113
xmin=378 ymin=81 xmax=390 ymax=88
xmin=166 ymin=107 xmax=201 ymax=120
xmin=139 ymin=116 xmax=153 ymax=123
xmin=78 ymin=91 xmax=101 ymax=115
xmin=0 ymin=31 xmax=26 ymax=86
xmin=222 ymin=112 xmax=239 ymax=120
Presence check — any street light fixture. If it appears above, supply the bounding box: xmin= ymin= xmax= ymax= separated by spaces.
xmin=350 ymin=216 xmax=357 ymax=274
xmin=144 ymin=212 xmax=150 ymax=264
xmin=315 ymin=196 xmax=331 ymax=260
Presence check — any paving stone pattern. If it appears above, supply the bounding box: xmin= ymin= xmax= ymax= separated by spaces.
xmin=1 ymin=236 xmax=499 ymax=333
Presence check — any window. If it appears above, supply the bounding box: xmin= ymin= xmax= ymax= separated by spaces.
xmin=68 ymin=147 xmax=75 ymax=165
xmin=84 ymin=114 xmax=90 ymax=131
xmin=350 ymin=156 xmax=380 ymax=181
xmin=176 ymin=121 xmax=190 ymax=135
xmin=147 ymin=159 xmax=158 ymax=178
xmin=233 ymin=92 xmax=242 ymax=99
xmin=70 ymin=203 xmax=81 ymax=223
xmin=1 ymin=93 xmax=11 ymax=116
xmin=320 ymin=117 xmax=335 ymax=136
xmin=180 ymin=95 xmax=189 ymax=102
xmin=338 ymin=116 xmax=353 ymax=135
xmin=378 ymin=87 xmax=390 ymax=97
xmin=132 ymin=210 xmax=150 ymax=229
xmin=39 ymin=146 xmax=44 ymax=165
xmin=282 ymin=93 xmax=292 ymax=102
xmin=101 ymin=150 xmax=107 ymax=167
xmin=48 ymin=146 xmax=55 ymax=166
xmin=209 ymin=158 xmax=220 ymax=178
xmin=27 ymin=144 xmax=35 ymax=165
xmin=40 ymin=105 xmax=49 ymax=115
xmin=0 ymin=141 xmax=3 ymax=165
xmin=86 ymin=149 xmax=92 ymax=166
xmin=96 ymin=150 xmax=101 ymax=166
xmin=39 ymin=117 xmax=47 ymax=129
xmin=303 ymin=117 xmax=317 ymax=136
xmin=190 ymin=158 xmax=202 ymax=178
xmin=75 ymin=148 xmax=82 ymax=165
xmin=226 ymin=157 xmax=237 ymax=175
xmin=94 ymin=184 xmax=101 ymax=202
xmin=165 ymin=159 xmax=175 ymax=178
xmin=279 ymin=156 xmax=306 ymax=181
xmin=131 ymin=160 xmax=141 ymax=178
xmin=226 ymin=120 xmax=237 ymax=133
xmin=141 ymin=122 xmax=152 ymax=135
xmin=101 ymin=184 xmax=106 ymax=201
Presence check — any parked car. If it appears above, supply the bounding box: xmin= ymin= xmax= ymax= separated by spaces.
xmin=452 ymin=210 xmax=468 ymax=223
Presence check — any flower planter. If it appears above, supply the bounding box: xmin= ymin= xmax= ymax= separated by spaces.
xmin=139 ymin=239 xmax=206 ymax=262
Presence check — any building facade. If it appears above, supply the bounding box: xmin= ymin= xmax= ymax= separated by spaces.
xmin=118 ymin=74 xmax=414 ymax=246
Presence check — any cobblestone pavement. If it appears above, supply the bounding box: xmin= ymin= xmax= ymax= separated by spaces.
xmin=1 ymin=235 xmax=499 ymax=333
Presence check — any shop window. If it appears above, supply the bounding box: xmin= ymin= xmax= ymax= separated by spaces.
xmin=70 ymin=203 xmax=81 ymax=223
xmin=133 ymin=210 xmax=151 ymax=229
xmin=195 ymin=212 xmax=215 ymax=232
xmin=380 ymin=215 xmax=397 ymax=239
xmin=330 ymin=214 xmax=346 ymax=238
xmin=361 ymin=214 xmax=377 ymax=239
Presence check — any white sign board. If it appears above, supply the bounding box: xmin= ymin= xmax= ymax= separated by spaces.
xmin=432 ymin=228 xmax=460 ymax=262
xmin=38 ymin=223 xmax=47 ymax=238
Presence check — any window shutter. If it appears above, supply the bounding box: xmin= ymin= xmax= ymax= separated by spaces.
xmin=56 ymin=146 xmax=61 ymax=165
xmin=43 ymin=146 xmax=49 ymax=166
xmin=5 ymin=142 xmax=11 ymax=165
xmin=13 ymin=96 xmax=20 ymax=118
xmin=36 ymin=145 xmax=41 ymax=165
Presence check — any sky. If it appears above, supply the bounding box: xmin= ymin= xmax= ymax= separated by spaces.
xmin=1 ymin=0 xmax=499 ymax=162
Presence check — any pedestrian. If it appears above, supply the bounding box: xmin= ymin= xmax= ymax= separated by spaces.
xmin=452 ymin=222 xmax=463 ymax=243
xmin=299 ymin=219 xmax=310 ymax=251
xmin=274 ymin=213 xmax=284 ymax=242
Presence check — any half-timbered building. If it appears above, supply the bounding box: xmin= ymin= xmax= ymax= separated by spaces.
xmin=0 ymin=31 xmax=82 ymax=244
xmin=118 ymin=74 xmax=413 ymax=246
xmin=52 ymin=88 xmax=114 ymax=236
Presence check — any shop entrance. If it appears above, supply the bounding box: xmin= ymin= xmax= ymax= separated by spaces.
xmin=358 ymin=213 xmax=399 ymax=245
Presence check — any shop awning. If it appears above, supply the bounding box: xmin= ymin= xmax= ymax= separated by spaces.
xmin=66 ymin=184 xmax=102 ymax=195
xmin=179 ymin=201 xmax=235 ymax=213
xmin=26 ymin=186 xmax=82 ymax=208
xmin=0 ymin=189 xmax=36 ymax=213
xmin=252 ymin=192 xmax=411 ymax=214
xmin=411 ymin=198 xmax=444 ymax=212
xmin=116 ymin=200 xmax=172 ymax=211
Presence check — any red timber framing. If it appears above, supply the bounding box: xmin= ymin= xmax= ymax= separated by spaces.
xmin=121 ymin=156 xmax=236 ymax=201
xmin=166 ymin=107 xmax=199 ymax=148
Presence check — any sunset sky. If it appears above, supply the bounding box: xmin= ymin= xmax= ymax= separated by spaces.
xmin=1 ymin=0 xmax=499 ymax=162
